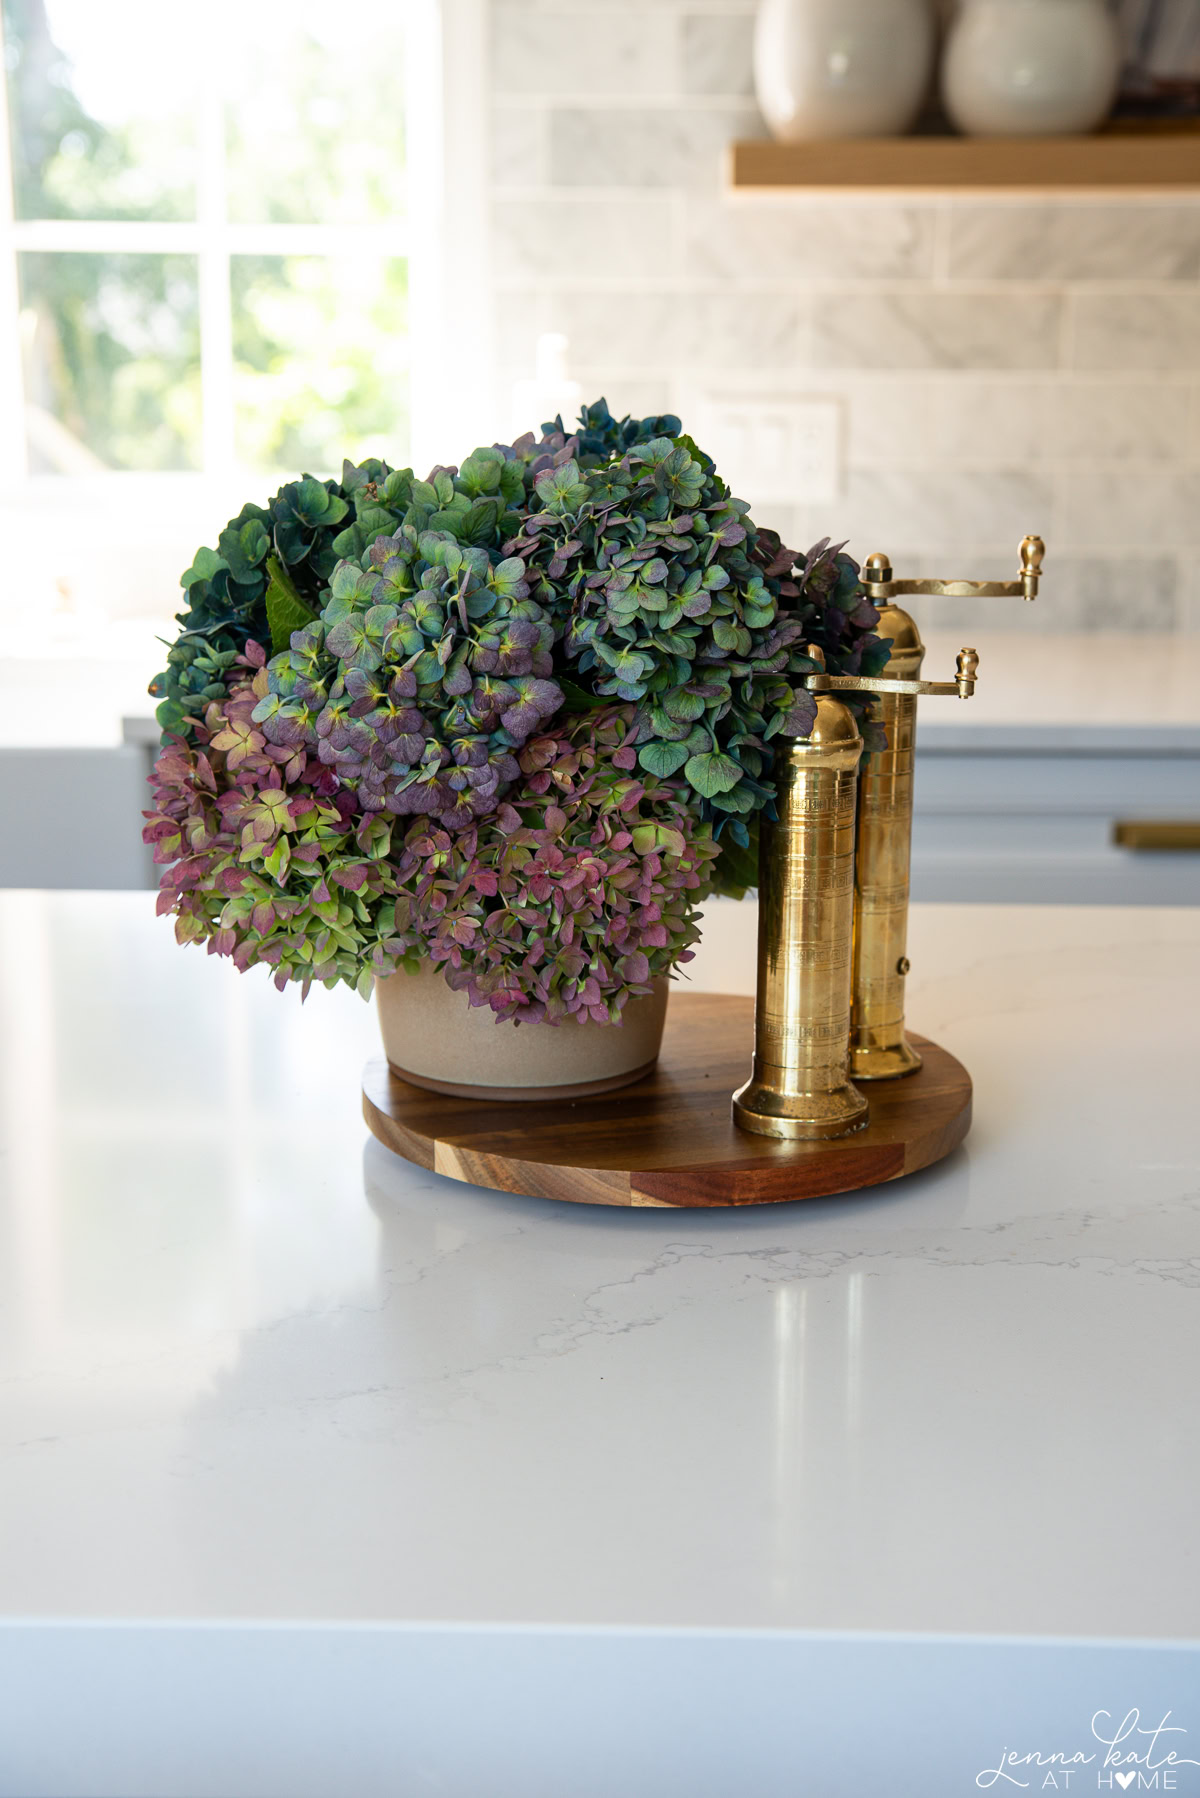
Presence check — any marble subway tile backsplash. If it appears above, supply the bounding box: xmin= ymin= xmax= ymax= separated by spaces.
xmin=946 ymin=203 xmax=1200 ymax=282
xmin=1042 ymin=382 xmax=1191 ymax=462
xmin=548 ymin=106 xmax=762 ymax=187
xmin=809 ymin=291 xmax=1063 ymax=370
xmin=680 ymin=14 xmax=756 ymax=95
xmin=492 ymin=6 xmax=680 ymax=96
xmin=492 ymin=198 xmax=679 ymax=281
xmin=901 ymin=554 xmax=1180 ymax=635
xmin=842 ymin=379 xmax=1042 ymax=468
xmin=681 ymin=200 xmax=937 ymax=281
xmin=787 ymin=468 xmax=1056 ymax=558
xmin=490 ymin=107 xmax=547 ymax=188
xmin=1059 ymin=466 xmax=1200 ymax=550
xmin=485 ymin=0 xmax=1200 ymax=631
xmin=495 ymin=288 xmax=805 ymax=371
xmin=1070 ymin=292 xmax=1200 ymax=371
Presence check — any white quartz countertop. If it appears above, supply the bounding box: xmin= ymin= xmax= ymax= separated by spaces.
xmin=1 ymin=892 xmax=1198 ymax=1797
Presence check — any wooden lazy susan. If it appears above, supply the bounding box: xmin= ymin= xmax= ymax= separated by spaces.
xmin=362 ymin=992 xmax=971 ymax=1209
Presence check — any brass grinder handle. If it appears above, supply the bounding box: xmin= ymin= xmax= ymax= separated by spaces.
xmin=861 ymin=536 xmax=1044 ymax=603
xmin=810 ymin=646 xmax=979 ymax=701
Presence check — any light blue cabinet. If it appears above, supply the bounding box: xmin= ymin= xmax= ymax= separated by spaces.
xmin=0 ymin=745 xmax=155 ymax=889
xmin=912 ymin=725 xmax=1200 ymax=904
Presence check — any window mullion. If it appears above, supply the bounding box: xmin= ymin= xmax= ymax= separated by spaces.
xmin=406 ymin=0 xmax=492 ymax=469
xmin=0 ymin=8 xmax=28 ymax=484
xmin=198 ymin=68 xmax=234 ymax=482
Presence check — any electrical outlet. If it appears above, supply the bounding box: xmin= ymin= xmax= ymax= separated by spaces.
xmin=692 ymin=396 xmax=841 ymax=506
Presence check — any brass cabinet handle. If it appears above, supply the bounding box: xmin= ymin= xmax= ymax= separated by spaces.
xmin=1113 ymin=820 xmax=1200 ymax=852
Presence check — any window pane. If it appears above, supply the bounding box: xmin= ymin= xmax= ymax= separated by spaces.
xmin=231 ymin=255 xmax=408 ymax=479
xmin=19 ymin=252 xmax=201 ymax=471
xmin=3 ymin=0 xmax=199 ymax=220
xmin=224 ymin=3 xmax=405 ymax=225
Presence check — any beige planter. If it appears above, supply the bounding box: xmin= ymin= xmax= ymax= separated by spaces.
xmin=375 ymin=962 xmax=669 ymax=1101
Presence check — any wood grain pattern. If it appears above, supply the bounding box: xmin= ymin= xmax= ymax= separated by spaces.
xmin=362 ymin=993 xmax=971 ymax=1209
xmin=730 ymin=135 xmax=1200 ymax=192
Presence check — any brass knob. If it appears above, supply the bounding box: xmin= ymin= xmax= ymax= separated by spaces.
xmin=897 ymin=956 xmax=910 ymax=976
xmin=863 ymin=551 xmax=893 ymax=584
xmin=956 ymin=646 xmax=979 ymax=697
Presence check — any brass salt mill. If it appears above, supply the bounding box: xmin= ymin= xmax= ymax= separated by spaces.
xmin=733 ymin=643 xmax=983 ymax=1142
xmin=733 ymin=653 xmax=867 ymax=1141
xmin=852 ymin=535 xmax=1044 ymax=1080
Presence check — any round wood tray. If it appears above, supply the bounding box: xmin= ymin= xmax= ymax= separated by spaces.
xmin=363 ymin=992 xmax=971 ymax=1209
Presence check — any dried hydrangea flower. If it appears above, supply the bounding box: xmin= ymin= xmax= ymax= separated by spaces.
xmin=144 ymin=643 xmax=418 ymax=998
xmin=387 ymin=705 xmax=719 ymax=1025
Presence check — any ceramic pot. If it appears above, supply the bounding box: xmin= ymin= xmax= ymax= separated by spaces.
xmin=375 ymin=962 xmax=669 ymax=1101
xmin=753 ymin=0 xmax=936 ymax=140
xmin=942 ymin=0 xmax=1120 ymax=136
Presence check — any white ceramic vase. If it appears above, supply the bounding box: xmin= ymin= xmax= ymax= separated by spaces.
xmin=942 ymin=0 xmax=1121 ymax=136
xmin=753 ymin=0 xmax=936 ymax=140
xmin=375 ymin=963 xmax=669 ymax=1101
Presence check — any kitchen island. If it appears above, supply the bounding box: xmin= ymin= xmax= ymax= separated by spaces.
xmin=0 ymin=893 xmax=1197 ymax=1797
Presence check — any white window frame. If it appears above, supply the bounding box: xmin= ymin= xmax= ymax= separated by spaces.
xmin=0 ymin=0 xmax=491 ymax=493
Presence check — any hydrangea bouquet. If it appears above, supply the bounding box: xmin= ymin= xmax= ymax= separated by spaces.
xmin=145 ymin=401 xmax=888 ymax=1033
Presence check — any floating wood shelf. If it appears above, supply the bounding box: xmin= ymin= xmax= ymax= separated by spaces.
xmin=731 ymin=132 xmax=1200 ymax=192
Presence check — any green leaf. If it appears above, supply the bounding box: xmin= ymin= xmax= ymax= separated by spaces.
xmin=217 ymin=518 xmax=270 ymax=584
xmin=292 ymin=478 xmax=348 ymax=528
xmin=457 ymin=450 xmax=503 ymax=496
xmin=356 ymin=504 xmax=400 ymax=540
xmin=460 ymin=499 xmax=501 ymax=546
xmin=710 ymin=784 xmax=756 ymax=814
xmin=663 ymin=687 xmax=705 ymax=724
xmin=180 ymin=546 xmax=228 ymax=591
xmin=595 ymin=642 xmax=646 ymax=684
xmin=265 ymin=555 xmax=318 ymax=655
xmin=557 ymin=677 xmax=608 ymax=715
xmin=671 ymin=431 xmax=710 ymax=468
xmin=648 ymin=705 xmax=689 ymax=742
xmin=330 ymin=523 xmax=366 ymax=561
xmin=638 ymin=740 xmax=689 ymax=778
xmin=412 ymin=649 xmax=443 ymax=686
xmin=684 ymin=750 xmax=743 ymax=798
xmin=710 ymin=822 xmax=759 ymax=899
xmin=155 ymin=697 xmax=186 ymax=733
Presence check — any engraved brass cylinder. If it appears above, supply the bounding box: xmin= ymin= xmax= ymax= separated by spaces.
xmin=851 ymin=604 xmax=925 ymax=1081
xmin=733 ymin=694 xmax=868 ymax=1141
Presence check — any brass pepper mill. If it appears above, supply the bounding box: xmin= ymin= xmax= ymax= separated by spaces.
xmin=733 ymin=643 xmax=985 ymax=1142
xmin=851 ymin=535 xmax=1045 ymax=1081
xmin=733 ymin=653 xmax=867 ymax=1140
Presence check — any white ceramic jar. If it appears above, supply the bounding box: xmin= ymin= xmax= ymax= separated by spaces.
xmin=942 ymin=0 xmax=1121 ymax=136
xmin=375 ymin=963 xmax=669 ymax=1101
xmin=754 ymin=0 xmax=936 ymax=140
